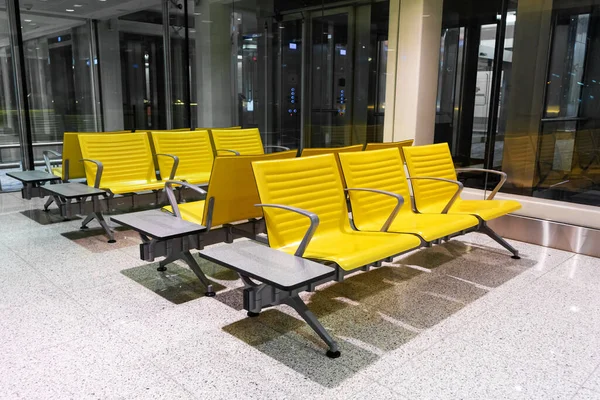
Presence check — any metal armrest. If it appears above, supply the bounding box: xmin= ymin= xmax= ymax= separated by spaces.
xmin=156 ymin=153 xmax=180 ymax=180
xmin=345 ymin=188 xmax=404 ymax=232
xmin=43 ymin=150 xmax=62 ymax=174
xmin=216 ymin=149 xmax=241 ymax=156
xmin=80 ymin=159 xmax=104 ymax=188
xmin=456 ymin=168 xmax=507 ymax=200
xmin=164 ymin=180 xmax=208 ymax=219
xmin=255 ymin=203 xmax=319 ymax=257
xmin=408 ymin=177 xmax=463 ymax=213
xmin=264 ymin=145 xmax=290 ymax=152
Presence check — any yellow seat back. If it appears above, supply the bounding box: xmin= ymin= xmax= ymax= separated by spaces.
xmin=364 ymin=140 xmax=414 ymax=162
xmin=300 ymin=145 xmax=364 ymax=180
xmin=59 ymin=131 xmax=129 ymax=180
xmin=202 ymin=151 xmax=297 ymax=227
xmin=150 ymin=130 xmax=214 ymax=180
xmin=339 ymin=148 xmax=412 ymax=228
xmin=252 ymin=154 xmax=350 ymax=250
xmin=210 ymin=128 xmax=265 ymax=156
xmin=78 ymin=133 xmax=157 ymax=188
xmin=403 ymin=143 xmax=459 ymax=212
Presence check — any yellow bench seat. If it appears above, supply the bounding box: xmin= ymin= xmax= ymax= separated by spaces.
xmin=51 ymin=167 xmax=62 ymax=178
xmin=420 ymin=198 xmax=522 ymax=222
xmin=277 ymin=229 xmax=421 ymax=271
xmin=106 ymin=180 xmax=166 ymax=195
xmin=163 ymin=201 xmax=205 ymax=225
xmin=357 ymin=213 xmax=478 ymax=242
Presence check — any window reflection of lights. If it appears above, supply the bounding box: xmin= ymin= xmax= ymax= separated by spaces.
xmin=237 ymin=55 xmax=243 ymax=59
xmin=74 ymin=4 xmax=83 ymax=7
xmin=66 ymin=9 xmax=75 ymax=12
xmin=24 ymin=19 xmax=32 ymax=22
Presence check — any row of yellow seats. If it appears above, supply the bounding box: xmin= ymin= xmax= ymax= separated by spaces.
xmin=250 ymin=145 xmax=522 ymax=272
xmin=43 ymin=127 xmax=242 ymax=183
xmin=73 ymin=128 xmax=413 ymax=196
xmin=162 ymin=143 xmax=521 ymax=277
xmin=158 ymin=144 xmax=415 ymax=240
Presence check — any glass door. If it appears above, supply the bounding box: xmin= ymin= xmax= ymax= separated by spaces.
xmin=307 ymin=7 xmax=354 ymax=148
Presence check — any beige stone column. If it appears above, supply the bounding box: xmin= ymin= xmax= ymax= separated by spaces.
xmin=384 ymin=0 xmax=443 ymax=144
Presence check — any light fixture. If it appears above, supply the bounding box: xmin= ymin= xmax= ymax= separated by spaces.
xmin=66 ymin=8 xmax=75 ymax=12
xmin=24 ymin=19 xmax=32 ymax=22
xmin=74 ymin=4 xmax=83 ymax=7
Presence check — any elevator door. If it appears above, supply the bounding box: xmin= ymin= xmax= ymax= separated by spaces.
xmin=308 ymin=8 xmax=354 ymax=147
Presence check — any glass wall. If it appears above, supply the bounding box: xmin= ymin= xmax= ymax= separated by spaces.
xmin=0 ymin=2 xmax=21 ymax=191
xmin=1 ymin=0 xmax=394 ymax=192
xmin=435 ymin=0 xmax=600 ymax=208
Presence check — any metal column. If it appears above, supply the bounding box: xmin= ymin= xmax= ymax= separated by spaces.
xmin=87 ymin=20 xmax=102 ymax=132
xmin=162 ymin=0 xmax=174 ymax=130
xmin=7 ymin=0 xmax=34 ymax=171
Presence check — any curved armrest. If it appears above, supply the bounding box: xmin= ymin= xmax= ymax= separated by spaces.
xmin=216 ymin=149 xmax=241 ymax=156
xmin=156 ymin=153 xmax=180 ymax=180
xmin=456 ymin=168 xmax=507 ymax=200
xmin=81 ymin=159 xmax=103 ymax=188
xmin=264 ymin=145 xmax=290 ymax=152
xmin=164 ymin=180 xmax=207 ymax=219
xmin=346 ymin=188 xmax=404 ymax=232
xmin=43 ymin=150 xmax=62 ymax=174
xmin=255 ymin=203 xmax=319 ymax=257
xmin=408 ymin=177 xmax=463 ymax=213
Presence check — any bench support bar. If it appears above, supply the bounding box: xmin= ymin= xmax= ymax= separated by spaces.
xmin=242 ymin=277 xmax=339 ymax=357
xmin=140 ymin=234 xmax=214 ymax=296
xmin=479 ymin=222 xmax=520 ymax=259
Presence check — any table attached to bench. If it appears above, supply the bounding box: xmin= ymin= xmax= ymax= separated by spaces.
xmin=112 ymin=209 xmax=215 ymax=296
xmin=7 ymin=170 xmax=60 ymax=200
xmin=42 ymin=183 xmax=115 ymax=241
xmin=199 ymin=240 xmax=340 ymax=358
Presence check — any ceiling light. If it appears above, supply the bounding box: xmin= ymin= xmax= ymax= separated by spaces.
xmin=74 ymin=4 xmax=83 ymax=7
xmin=66 ymin=8 xmax=75 ymax=12
xmin=24 ymin=19 xmax=32 ymax=22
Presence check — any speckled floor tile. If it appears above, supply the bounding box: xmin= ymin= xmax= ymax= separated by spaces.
xmin=371 ymin=338 xmax=581 ymax=399
xmin=574 ymin=387 xmax=600 ymax=400
xmin=457 ymin=280 xmax=600 ymax=384
xmin=1 ymin=192 xmax=598 ymax=399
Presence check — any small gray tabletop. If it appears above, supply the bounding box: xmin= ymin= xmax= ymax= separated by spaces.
xmin=42 ymin=183 xmax=106 ymax=199
xmin=199 ymin=241 xmax=335 ymax=291
xmin=112 ymin=209 xmax=207 ymax=240
xmin=6 ymin=170 xmax=60 ymax=183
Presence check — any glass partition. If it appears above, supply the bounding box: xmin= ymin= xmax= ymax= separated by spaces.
xmin=1 ymin=0 xmax=395 ymax=192
xmin=0 ymin=4 xmax=21 ymax=190
xmin=435 ymin=0 xmax=600 ymax=207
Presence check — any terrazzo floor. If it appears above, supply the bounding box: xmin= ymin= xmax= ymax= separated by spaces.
xmin=1 ymin=191 xmax=600 ymax=399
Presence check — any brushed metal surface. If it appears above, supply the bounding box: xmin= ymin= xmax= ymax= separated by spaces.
xmin=488 ymin=215 xmax=600 ymax=258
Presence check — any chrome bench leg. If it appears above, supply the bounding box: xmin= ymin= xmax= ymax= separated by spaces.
xmin=283 ymin=295 xmax=340 ymax=359
xmin=43 ymin=197 xmax=54 ymax=211
xmin=95 ymin=212 xmax=116 ymax=243
xmin=479 ymin=223 xmax=520 ymax=259
xmin=181 ymin=250 xmax=215 ymax=297
xmin=80 ymin=212 xmax=115 ymax=243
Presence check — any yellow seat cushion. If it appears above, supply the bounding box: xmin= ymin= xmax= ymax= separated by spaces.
xmin=181 ymin=172 xmax=211 ymax=186
xmin=356 ymin=213 xmax=479 ymax=242
xmin=51 ymin=167 xmax=62 ymax=178
xmin=419 ymin=199 xmax=522 ymax=221
xmin=105 ymin=181 xmax=166 ymax=195
xmin=162 ymin=200 xmax=206 ymax=225
xmin=276 ymin=228 xmax=421 ymax=271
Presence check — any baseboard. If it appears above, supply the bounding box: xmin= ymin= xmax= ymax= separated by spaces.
xmin=488 ymin=214 xmax=600 ymax=259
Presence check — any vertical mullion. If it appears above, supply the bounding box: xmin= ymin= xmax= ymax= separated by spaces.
xmin=7 ymin=0 xmax=34 ymax=170
xmin=162 ymin=0 xmax=173 ymax=130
